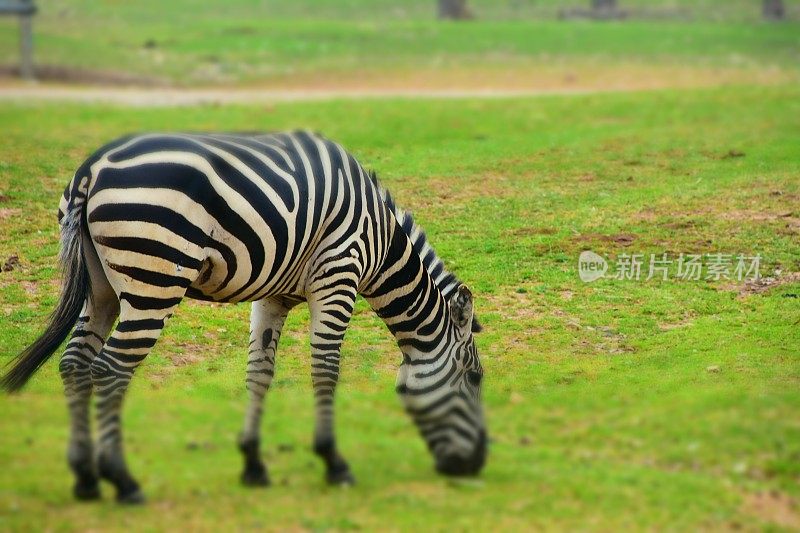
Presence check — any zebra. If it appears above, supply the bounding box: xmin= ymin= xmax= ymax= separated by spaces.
xmin=1 ymin=131 xmax=486 ymax=503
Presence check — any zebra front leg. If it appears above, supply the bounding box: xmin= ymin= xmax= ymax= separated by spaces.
xmin=238 ymin=297 xmax=293 ymax=487
xmin=91 ymin=300 xmax=178 ymax=504
xmin=59 ymin=295 xmax=119 ymax=501
xmin=309 ymin=280 xmax=358 ymax=486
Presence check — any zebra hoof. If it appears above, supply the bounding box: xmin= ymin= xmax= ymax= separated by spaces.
xmin=241 ymin=467 xmax=270 ymax=487
xmin=326 ymin=468 xmax=355 ymax=486
xmin=73 ymin=481 xmax=101 ymax=501
xmin=116 ymin=488 xmax=146 ymax=505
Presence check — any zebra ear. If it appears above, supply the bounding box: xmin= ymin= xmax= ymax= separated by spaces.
xmin=451 ymin=284 xmax=474 ymax=331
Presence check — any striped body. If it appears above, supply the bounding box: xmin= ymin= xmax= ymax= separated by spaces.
xmin=4 ymin=130 xmax=486 ymax=502
xmin=62 ymin=132 xmax=392 ymax=305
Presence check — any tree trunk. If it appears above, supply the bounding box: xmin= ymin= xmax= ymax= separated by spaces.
xmin=763 ymin=0 xmax=785 ymax=20
xmin=438 ymin=0 xmax=472 ymax=20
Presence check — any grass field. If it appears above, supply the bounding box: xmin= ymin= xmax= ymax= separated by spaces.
xmin=1 ymin=1 xmax=799 ymax=529
xmin=16 ymin=0 xmax=800 ymax=22
xmin=0 ymin=84 xmax=798 ymax=530
xmin=1 ymin=1 xmax=799 ymax=86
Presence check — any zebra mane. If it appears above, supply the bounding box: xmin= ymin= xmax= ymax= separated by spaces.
xmin=368 ymin=171 xmax=481 ymax=332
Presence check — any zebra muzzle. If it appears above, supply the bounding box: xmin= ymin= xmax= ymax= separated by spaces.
xmin=434 ymin=429 xmax=487 ymax=476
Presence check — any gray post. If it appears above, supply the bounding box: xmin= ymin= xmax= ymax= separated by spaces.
xmin=19 ymin=12 xmax=34 ymax=80
xmin=592 ymin=0 xmax=617 ymax=10
xmin=763 ymin=0 xmax=785 ymax=20
xmin=438 ymin=0 xmax=472 ymax=20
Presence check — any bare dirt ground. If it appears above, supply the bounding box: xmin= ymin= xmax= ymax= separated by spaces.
xmin=0 ymin=85 xmax=609 ymax=106
xmin=0 ymin=64 xmax=793 ymax=106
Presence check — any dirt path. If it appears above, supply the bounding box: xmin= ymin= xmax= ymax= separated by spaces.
xmin=0 ymin=85 xmax=610 ymax=106
xmin=1 ymin=60 xmax=794 ymax=106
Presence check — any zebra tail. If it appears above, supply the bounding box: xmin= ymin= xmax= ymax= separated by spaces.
xmin=1 ymin=199 xmax=91 ymax=393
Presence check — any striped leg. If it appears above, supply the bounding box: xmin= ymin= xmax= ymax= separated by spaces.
xmin=59 ymin=294 xmax=119 ymax=500
xmin=238 ymin=297 xmax=293 ymax=486
xmin=309 ymin=278 xmax=358 ymax=485
xmin=90 ymin=299 xmax=179 ymax=503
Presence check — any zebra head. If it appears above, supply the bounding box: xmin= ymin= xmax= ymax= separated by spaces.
xmin=396 ymin=285 xmax=487 ymax=476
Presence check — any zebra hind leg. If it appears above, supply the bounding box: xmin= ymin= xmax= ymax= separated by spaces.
xmin=59 ymin=293 xmax=119 ymax=500
xmin=308 ymin=277 xmax=359 ymax=486
xmin=59 ymin=234 xmax=120 ymax=501
xmin=91 ymin=298 xmax=182 ymax=504
xmin=238 ymin=297 xmax=293 ymax=487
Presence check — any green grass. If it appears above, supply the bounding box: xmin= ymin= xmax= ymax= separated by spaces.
xmin=0 ymin=85 xmax=799 ymax=530
xmin=6 ymin=0 xmax=800 ymax=22
xmin=1 ymin=2 xmax=798 ymax=84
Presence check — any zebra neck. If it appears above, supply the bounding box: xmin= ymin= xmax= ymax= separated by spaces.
xmin=363 ymin=225 xmax=450 ymax=361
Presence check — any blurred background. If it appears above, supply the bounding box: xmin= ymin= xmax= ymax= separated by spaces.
xmin=0 ymin=0 xmax=798 ymax=94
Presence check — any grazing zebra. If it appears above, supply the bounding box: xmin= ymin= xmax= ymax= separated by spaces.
xmin=1 ymin=131 xmax=486 ymax=503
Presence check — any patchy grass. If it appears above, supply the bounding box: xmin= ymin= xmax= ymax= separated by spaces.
xmin=0 ymin=85 xmax=799 ymax=530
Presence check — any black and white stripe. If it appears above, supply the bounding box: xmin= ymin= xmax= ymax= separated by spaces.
xmin=2 ymin=130 xmax=486 ymax=502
